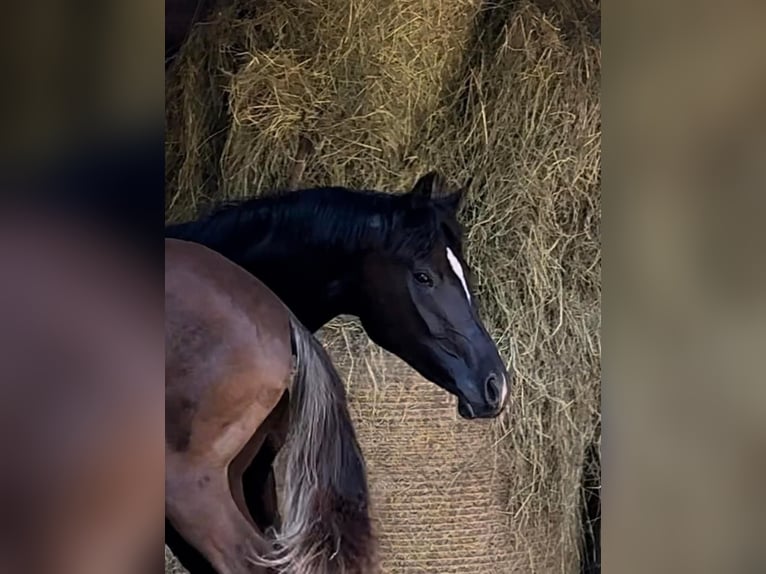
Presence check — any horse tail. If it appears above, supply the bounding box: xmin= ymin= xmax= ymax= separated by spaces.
xmin=255 ymin=316 xmax=375 ymax=574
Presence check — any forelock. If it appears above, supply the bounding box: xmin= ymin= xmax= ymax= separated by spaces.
xmin=386 ymin=203 xmax=463 ymax=259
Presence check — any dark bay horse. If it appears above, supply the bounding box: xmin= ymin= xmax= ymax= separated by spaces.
xmin=0 ymin=204 xmax=164 ymax=574
xmin=165 ymin=171 xmax=511 ymax=572
xmin=166 ymin=238 xmax=374 ymax=574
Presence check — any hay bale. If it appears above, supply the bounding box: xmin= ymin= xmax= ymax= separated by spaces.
xmin=166 ymin=0 xmax=481 ymax=217
xmin=165 ymin=0 xmax=601 ymax=572
xmin=319 ymin=325 xmax=553 ymax=573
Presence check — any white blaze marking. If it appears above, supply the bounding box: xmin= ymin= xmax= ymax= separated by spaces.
xmin=446 ymin=247 xmax=471 ymax=302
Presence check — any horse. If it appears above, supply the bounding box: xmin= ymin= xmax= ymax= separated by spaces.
xmin=165 ymin=171 xmax=512 ymax=572
xmin=0 ymin=202 xmax=164 ymax=574
xmin=165 ymin=238 xmax=374 ymax=574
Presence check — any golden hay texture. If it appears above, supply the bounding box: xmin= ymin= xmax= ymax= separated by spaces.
xmin=165 ymin=0 xmax=600 ymax=572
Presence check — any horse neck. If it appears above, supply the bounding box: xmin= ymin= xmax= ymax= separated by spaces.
xmin=250 ymin=254 xmax=356 ymax=332
xmin=166 ymin=215 xmax=360 ymax=332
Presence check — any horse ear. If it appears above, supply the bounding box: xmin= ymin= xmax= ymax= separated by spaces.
xmin=409 ymin=171 xmax=443 ymax=202
xmin=438 ymin=177 xmax=471 ymax=214
xmin=440 ymin=190 xmax=464 ymax=213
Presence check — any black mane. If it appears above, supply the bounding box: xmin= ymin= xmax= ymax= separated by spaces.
xmin=166 ymin=186 xmax=464 ymax=259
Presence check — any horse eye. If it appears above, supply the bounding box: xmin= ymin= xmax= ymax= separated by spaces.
xmin=414 ymin=272 xmax=433 ymax=286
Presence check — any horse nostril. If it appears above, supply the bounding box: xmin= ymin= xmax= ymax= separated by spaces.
xmin=484 ymin=373 xmax=500 ymax=407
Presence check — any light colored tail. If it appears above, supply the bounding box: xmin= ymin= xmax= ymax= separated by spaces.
xmin=253 ymin=317 xmax=375 ymax=574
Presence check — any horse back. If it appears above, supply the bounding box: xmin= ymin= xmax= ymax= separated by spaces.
xmin=165 ymin=239 xmax=293 ymax=462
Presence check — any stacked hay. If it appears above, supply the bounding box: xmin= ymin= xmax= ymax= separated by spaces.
xmin=165 ymin=0 xmax=601 ymax=572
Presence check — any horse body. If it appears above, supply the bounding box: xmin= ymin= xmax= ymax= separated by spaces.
xmin=0 ymin=206 xmax=163 ymax=574
xmin=165 ymin=238 xmax=373 ymax=574
xmin=165 ymin=172 xmax=511 ymax=574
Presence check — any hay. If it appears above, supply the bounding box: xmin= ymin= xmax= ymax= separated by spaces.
xmin=165 ymin=0 xmax=601 ymax=572
xmin=319 ymin=330 xmax=558 ymax=573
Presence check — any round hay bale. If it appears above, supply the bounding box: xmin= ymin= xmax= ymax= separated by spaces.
xmin=316 ymin=322 xmax=562 ymax=573
xmin=165 ymin=0 xmax=601 ymax=572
